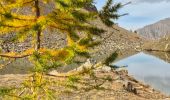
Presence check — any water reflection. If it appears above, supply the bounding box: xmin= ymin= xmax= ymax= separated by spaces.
xmin=113 ymin=52 xmax=170 ymax=95
xmin=146 ymin=51 xmax=170 ymax=63
xmin=0 ymin=58 xmax=32 ymax=75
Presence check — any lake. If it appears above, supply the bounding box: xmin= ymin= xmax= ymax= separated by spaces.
xmin=113 ymin=52 xmax=170 ymax=96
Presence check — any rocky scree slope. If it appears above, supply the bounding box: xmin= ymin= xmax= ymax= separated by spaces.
xmin=89 ymin=18 xmax=144 ymax=62
xmin=0 ymin=19 xmax=144 ymax=62
xmin=0 ymin=5 xmax=144 ymax=63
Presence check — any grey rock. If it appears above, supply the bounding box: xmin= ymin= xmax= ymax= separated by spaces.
xmin=100 ymin=66 xmax=112 ymax=72
xmin=138 ymin=18 xmax=170 ymax=40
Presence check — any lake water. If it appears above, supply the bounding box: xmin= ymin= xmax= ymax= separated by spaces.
xmin=113 ymin=52 xmax=170 ymax=96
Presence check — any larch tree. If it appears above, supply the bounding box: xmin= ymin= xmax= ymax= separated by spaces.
xmin=0 ymin=0 xmax=125 ymax=99
xmin=0 ymin=0 xmax=124 ymax=71
xmin=0 ymin=0 xmax=101 ymax=70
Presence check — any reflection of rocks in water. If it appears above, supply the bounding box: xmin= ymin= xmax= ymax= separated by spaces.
xmin=146 ymin=51 xmax=170 ymax=63
xmin=141 ymin=76 xmax=170 ymax=95
xmin=114 ymin=51 xmax=138 ymax=62
xmin=0 ymin=58 xmax=33 ymax=75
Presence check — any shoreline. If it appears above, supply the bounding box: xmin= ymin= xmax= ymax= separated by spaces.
xmin=0 ymin=63 xmax=169 ymax=100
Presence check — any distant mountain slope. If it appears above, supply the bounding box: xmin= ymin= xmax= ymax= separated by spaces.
xmin=137 ymin=18 xmax=170 ymax=40
xmin=143 ymin=36 xmax=170 ymax=52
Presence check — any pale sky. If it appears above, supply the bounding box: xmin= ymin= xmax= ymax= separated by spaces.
xmin=95 ymin=0 xmax=170 ymax=30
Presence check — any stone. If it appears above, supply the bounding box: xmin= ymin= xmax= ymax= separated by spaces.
xmin=100 ymin=65 xmax=112 ymax=72
xmin=48 ymin=70 xmax=59 ymax=76
xmin=123 ymin=82 xmax=137 ymax=94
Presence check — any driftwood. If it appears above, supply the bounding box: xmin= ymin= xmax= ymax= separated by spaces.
xmin=47 ymin=60 xmax=103 ymax=77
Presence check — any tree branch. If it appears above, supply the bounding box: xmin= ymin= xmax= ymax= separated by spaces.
xmin=122 ymin=2 xmax=131 ymax=7
xmin=0 ymin=54 xmax=31 ymax=58
xmin=23 ymin=0 xmax=34 ymax=5
xmin=49 ymin=25 xmax=67 ymax=31
xmin=1 ymin=24 xmax=29 ymax=28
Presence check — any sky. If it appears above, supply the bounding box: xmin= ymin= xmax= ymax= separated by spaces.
xmin=95 ymin=0 xmax=170 ymax=30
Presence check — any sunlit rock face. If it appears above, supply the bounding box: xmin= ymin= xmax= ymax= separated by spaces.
xmin=137 ymin=18 xmax=170 ymax=40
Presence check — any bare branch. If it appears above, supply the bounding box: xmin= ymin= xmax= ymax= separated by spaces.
xmin=0 ymin=59 xmax=16 ymax=69
xmin=122 ymin=2 xmax=132 ymax=6
xmin=119 ymin=13 xmax=128 ymax=17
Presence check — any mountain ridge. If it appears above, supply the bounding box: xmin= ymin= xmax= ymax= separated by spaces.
xmin=137 ymin=17 xmax=170 ymax=40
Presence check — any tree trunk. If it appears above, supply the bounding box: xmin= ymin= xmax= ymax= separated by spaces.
xmin=34 ymin=0 xmax=41 ymax=51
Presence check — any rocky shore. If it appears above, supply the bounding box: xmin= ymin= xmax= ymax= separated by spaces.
xmin=58 ymin=68 xmax=169 ymax=100
xmin=0 ymin=61 xmax=169 ymax=100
